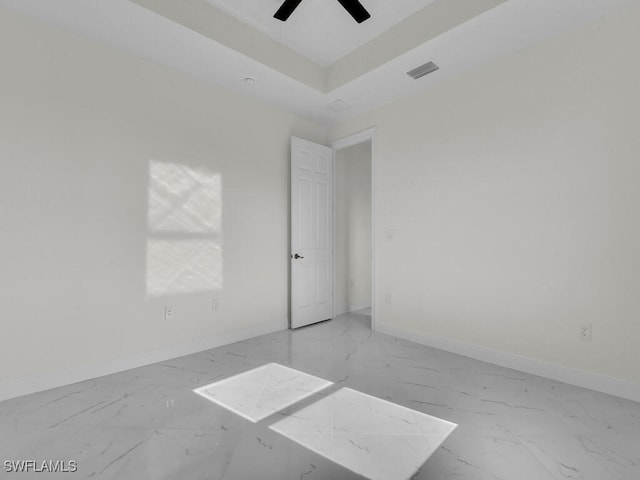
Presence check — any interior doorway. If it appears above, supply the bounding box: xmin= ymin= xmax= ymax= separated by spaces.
xmin=331 ymin=128 xmax=375 ymax=329
xmin=289 ymin=129 xmax=375 ymax=330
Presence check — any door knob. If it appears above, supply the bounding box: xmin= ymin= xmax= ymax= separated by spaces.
xmin=293 ymin=253 xmax=304 ymax=259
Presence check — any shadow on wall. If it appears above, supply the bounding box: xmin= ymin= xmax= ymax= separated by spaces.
xmin=145 ymin=160 xmax=222 ymax=296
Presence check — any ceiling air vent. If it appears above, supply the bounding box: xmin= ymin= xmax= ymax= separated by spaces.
xmin=407 ymin=61 xmax=439 ymax=80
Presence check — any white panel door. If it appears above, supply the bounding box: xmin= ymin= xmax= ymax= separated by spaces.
xmin=291 ymin=137 xmax=333 ymax=329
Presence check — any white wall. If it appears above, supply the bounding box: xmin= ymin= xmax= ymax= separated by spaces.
xmin=330 ymin=4 xmax=640 ymax=388
xmin=0 ymin=8 xmax=326 ymax=400
xmin=335 ymin=142 xmax=372 ymax=315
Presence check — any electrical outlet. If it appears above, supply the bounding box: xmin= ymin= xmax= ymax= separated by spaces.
xmin=164 ymin=305 xmax=174 ymax=321
xmin=385 ymin=293 xmax=392 ymax=304
xmin=212 ymin=298 xmax=220 ymax=311
xmin=579 ymin=323 xmax=592 ymax=342
xmin=385 ymin=229 xmax=395 ymax=240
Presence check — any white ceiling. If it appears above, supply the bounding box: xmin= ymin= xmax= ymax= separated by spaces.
xmin=205 ymin=0 xmax=436 ymax=67
xmin=0 ymin=0 xmax=634 ymax=124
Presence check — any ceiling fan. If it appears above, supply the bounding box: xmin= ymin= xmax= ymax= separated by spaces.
xmin=274 ymin=0 xmax=371 ymax=24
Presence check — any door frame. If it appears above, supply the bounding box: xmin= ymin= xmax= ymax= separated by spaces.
xmin=330 ymin=127 xmax=377 ymax=331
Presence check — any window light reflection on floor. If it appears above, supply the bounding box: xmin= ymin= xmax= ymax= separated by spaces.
xmin=270 ymin=387 xmax=457 ymax=480
xmin=194 ymin=363 xmax=457 ymax=480
xmin=193 ymin=363 xmax=333 ymax=423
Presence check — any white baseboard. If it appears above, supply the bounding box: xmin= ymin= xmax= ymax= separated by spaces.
xmin=0 ymin=320 xmax=286 ymax=403
xmin=376 ymin=322 xmax=640 ymax=404
xmin=334 ymin=304 xmax=372 ymax=317
xmin=349 ymin=303 xmax=372 ymax=313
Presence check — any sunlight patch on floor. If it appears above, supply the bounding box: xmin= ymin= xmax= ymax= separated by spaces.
xmin=194 ymin=362 xmax=457 ymax=479
xmin=193 ymin=363 xmax=333 ymax=423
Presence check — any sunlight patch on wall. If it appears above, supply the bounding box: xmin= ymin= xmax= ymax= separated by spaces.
xmin=146 ymin=238 xmax=222 ymax=296
xmin=148 ymin=160 xmax=221 ymax=233
xmin=146 ymin=160 xmax=222 ymax=296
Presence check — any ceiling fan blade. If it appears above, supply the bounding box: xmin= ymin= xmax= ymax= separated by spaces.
xmin=336 ymin=0 xmax=371 ymax=23
xmin=274 ymin=0 xmax=304 ymax=21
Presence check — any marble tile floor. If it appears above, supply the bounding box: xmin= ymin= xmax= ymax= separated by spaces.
xmin=270 ymin=386 xmax=457 ymax=480
xmin=1 ymin=310 xmax=639 ymax=479
xmin=194 ymin=362 xmax=334 ymax=423
xmin=194 ymin=362 xmax=456 ymax=480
